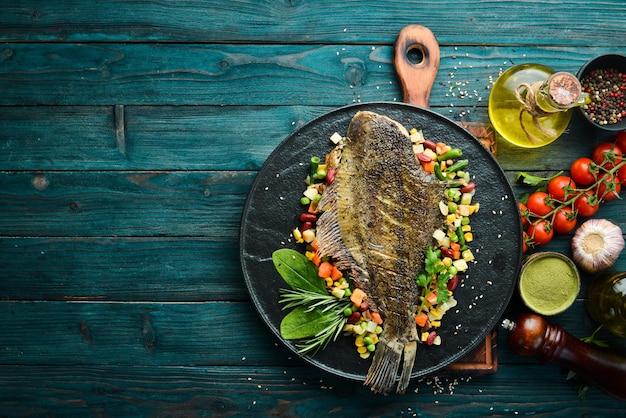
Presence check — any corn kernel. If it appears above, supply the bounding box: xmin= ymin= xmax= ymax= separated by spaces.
xmin=305 ymin=251 xmax=315 ymax=261
xmin=293 ymin=228 xmax=304 ymax=243
xmin=357 ymin=346 xmax=368 ymax=354
xmin=324 ymin=277 xmax=333 ymax=287
xmin=461 ymin=224 xmax=471 ymax=232
xmin=429 ymin=308 xmax=444 ymax=319
xmin=441 ymin=257 xmax=453 ymax=267
xmin=359 ymin=352 xmax=371 ymax=359
xmin=355 ymin=336 xmax=365 ymax=347
xmin=431 ymin=320 xmax=442 ymax=328
xmin=464 ymin=232 xmax=474 ymax=242
xmin=369 ymin=334 xmax=379 ymax=344
xmin=462 ymin=249 xmax=475 ymax=262
xmin=421 ymin=332 xmax=429 ymax=342
xmin=446 ymin=214 xmax=456 ymax=224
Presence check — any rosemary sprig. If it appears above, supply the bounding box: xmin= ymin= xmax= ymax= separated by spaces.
xmin=279 ymin=287 xmax=352 ymax=356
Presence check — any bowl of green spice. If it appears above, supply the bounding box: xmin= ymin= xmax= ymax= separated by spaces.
xmin=576 ymin=54 xmax=626 ymax=131
xmin=518 ymin=252 xmax=581 ymax=316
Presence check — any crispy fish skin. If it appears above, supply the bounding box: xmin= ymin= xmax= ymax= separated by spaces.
xmin=316 ymin=111 xmax=445 ymax=395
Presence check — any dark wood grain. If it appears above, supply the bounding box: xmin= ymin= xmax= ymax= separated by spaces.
xmin=1 ymin=0 xmax=625 ymax=47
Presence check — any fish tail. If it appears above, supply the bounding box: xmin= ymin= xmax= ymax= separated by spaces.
xmin=398 ymin=340 xmax=417 ymax=393
xmin=364 ymin=337 xmax=416 ymax=395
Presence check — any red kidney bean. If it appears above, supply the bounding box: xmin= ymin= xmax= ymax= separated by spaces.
xmin=359 ymin=302 xmax=369 ymax=312
xmin=301 ymin=221 xmax=313 ymax=231
xmin=300 ymin=212 xmax=317 ymax=223
xmin=417 ymin=153 xmax=432 ymax=163
xmin=447 ymin=275 xmax=459 ymax=291
xmin=441 ymin=248 xmax=454 ymax=258
xmin=426 ymin=331 xmax=438 ymax=346
xmin=460 ymin=182 xmax=476 ymax=193
xmin=423 ymin=140 xmax=437 ymax=150
xmin=347 ymin=311 xmax=361 ymax=324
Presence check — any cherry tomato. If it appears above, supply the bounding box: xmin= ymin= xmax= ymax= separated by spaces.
xmin=526 ymin=191 xmax=552 ymax=216
xmin=518 ymin=202 xmax=529 ymax=228
xmin=552 ymin=206 xmax=577 ymax=234
xmin=570 ymin=157 xmax=597 ymax=186
xmin=574 ymin=190 xmax=600 ymax=217
xmin=547 ymin=175 xmax=577 ymax=202
xmin=596 ymin=174 xmax=622 ymax=201
xmin=614 ymin=130 xmax=626 ymax=154
xmin=527 ymin=220 xmax=553 ymax=246
xmin=593 ymin=142 xmax=623 ymax=169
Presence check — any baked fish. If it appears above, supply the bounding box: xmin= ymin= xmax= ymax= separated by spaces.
xmin=316 ymin=111 xmax=445 ymax=394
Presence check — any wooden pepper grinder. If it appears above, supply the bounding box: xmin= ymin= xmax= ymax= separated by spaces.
xmin=502 ymin=313 xmax=626 ymax=401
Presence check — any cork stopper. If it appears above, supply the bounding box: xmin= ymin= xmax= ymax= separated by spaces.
xmin=548 ymin=72 xmax=582 ymax=107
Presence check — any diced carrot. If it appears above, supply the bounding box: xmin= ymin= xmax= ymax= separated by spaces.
xmin=421 ymin=160 xmax=436 ymax=174
xmin=436 ymin=142 xmax=447 ymax=154
xmin=426 ymin=292 xmax=438 ymax=305
xmin=330 ymin=266 xmax=343 ymax=281
xmin=415 ymin=312 xmax=428 ymax=327
xmin=350 ymin=288 xmax=366 ymax=308
xmin=309 ymin=239 xmax=319 ymax=252
xmin=317 ymin=261 xmax=333 ymax=278
xmin=450 ymin=242 xmax=461 ymax=259
xmin=308 ymin=201 xmax=318 ymax=214
xmin=310 ymin=252 xmax=322 ymax=266
xmin=370 ymin=311 xmax=383 ymax=325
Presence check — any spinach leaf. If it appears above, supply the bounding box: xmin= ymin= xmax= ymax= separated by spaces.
xmin=280 ymin=305 xmax=339 ymax=340
xmin=272 ymin=248 xmax=326 ymax=294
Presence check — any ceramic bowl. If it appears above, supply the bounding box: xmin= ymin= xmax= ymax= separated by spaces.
xmin=576 ymin=54 xmax=626 ymax=131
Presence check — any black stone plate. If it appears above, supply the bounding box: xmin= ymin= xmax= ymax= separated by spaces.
xmin=240 ymin=102 xmax=522 ymax=382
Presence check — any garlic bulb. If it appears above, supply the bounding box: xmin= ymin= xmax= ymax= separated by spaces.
xmin=571 ymin=219 xmax=625 ymax=273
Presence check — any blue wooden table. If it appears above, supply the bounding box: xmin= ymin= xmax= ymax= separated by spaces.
xmin=1 ymin=1 xmax=625 ymax=416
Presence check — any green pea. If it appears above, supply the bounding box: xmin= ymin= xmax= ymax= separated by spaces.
xmin=300 ymin=197 xmax=311 ymax=205
xmin=367 ymin=344 xmax=376 ymax=352
xmin=363 ymin=336 xmax=373 ymax=346
xmin=343 ymin=307 xmax=353 ymax=316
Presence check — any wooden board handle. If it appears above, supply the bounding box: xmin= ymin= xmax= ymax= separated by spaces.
xmin=394 ymin=25 xmax=440 ymax=108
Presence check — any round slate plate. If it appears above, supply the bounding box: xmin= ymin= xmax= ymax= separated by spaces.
xmin=240 ymin=102 xmax=522 ymax=381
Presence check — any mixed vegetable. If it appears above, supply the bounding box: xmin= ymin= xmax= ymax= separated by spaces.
xmin=274 ymin=127 xmax=479 ymax=359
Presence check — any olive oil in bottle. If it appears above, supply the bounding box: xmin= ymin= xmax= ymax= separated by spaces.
xmin=586 ymin=271 xmax=626 ymax=338
xmin=488 ymin=64 xmax=586 ymax=148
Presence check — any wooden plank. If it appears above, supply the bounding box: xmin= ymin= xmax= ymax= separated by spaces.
xmin=0 ymin=43 xmax=620 ymax=106
xmin=0 ymin=170 xmax=254 ymax=237
xmin=0 ymin=301 xmax=287 ymax=366
xmin=0 ymin=105 xmax=333 ymax=171
xmin=0 ymin=237 xmax=247 ymax=301
xmin=1 ymin=1 xmax=625 ymax=47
